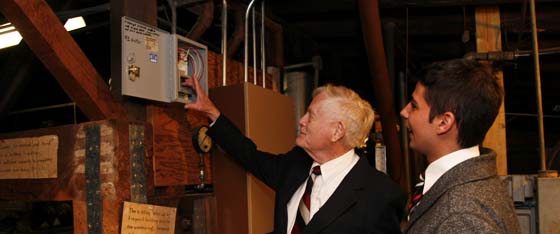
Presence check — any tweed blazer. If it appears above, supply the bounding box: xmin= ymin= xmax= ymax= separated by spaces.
xmin=404 ymin=148 xmax=521 ymax=234
xmin=208 ymin=115 xmax=406 ymax=234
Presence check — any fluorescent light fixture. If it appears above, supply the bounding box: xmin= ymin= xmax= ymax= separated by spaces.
xmin=64 ymin=16 xmax=86 ymax=31
xmin=0 ymin=23 xmax=23 ymax=49
xmin=0 ymin=16 xmax=86 ymax=50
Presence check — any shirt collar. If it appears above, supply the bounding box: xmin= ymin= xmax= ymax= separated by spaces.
xmin=311 ymin=149 xmax=357 ymax=182
xmin=423 ymin=145 xmax=480 ymax=194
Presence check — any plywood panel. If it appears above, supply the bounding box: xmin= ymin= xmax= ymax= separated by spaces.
xmin=211 ymin=83 xmax=295 ymax=234
xmin=475 ymin=6 xmax=508 ymax=175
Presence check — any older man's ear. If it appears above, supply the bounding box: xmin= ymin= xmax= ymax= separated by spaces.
xmin=331 ymin=121 xmax=346 ymax=142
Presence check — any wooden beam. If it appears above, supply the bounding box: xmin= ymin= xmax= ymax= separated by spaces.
xmin=475 ymin=6 xmax=508 ymax=175
xmin=0 ymin=0 xmax=126 ymax=120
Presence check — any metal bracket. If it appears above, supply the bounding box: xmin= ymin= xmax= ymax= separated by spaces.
xmin=85 ymin=125 xmax=102 ymax=234
xmin=129 ymin=124 xmax=147 ymax=203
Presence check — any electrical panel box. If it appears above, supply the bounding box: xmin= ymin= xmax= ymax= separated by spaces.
xmin=174 ymin=34 xmax=208 ymax=103
xmin=121 ymin=16 xmax=208 ymax=103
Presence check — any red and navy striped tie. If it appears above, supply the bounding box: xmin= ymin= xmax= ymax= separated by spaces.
xmin=292 ymin=165 xmax=321 ymax=233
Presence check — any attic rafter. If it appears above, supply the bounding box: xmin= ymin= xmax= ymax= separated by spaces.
xmin=0 ymin=0 xmax=126 ymax=120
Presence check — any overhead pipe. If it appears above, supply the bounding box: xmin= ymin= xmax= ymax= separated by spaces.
xmin=357 ymin=0 xmax=405 ymax=188
xmin=187 ymin=0 xmax=214 ymax=41
xmin=464 ymin=47 xmax=560 ymax=61
xmin=263 ymin=13 xmax=283 ymax=69
xmin=264 ymin=12 xmax=283 ymax=91
xmin=227 ymin=7 xmax=244 ymax=59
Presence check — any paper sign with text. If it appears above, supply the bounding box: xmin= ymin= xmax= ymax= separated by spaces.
xmin=121 ymin=201 xmax=176 ymax=234
xmin=0 ymin=135 xmax=58 ymax=179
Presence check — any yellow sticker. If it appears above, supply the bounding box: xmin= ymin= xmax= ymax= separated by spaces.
xmin=145 ymin=37 xmax=158 ymax=52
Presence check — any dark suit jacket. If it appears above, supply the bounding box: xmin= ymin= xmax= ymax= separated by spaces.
xmin=208 ymin=115 xmax=406 ymax=234
xmin=403 ymin=149 xmax=521 ymax=234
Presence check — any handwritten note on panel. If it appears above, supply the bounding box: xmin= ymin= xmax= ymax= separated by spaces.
xmin=121 ymin=201 xmax=176 ymax=234
xmin=0 ymin=135 xmax=58 ymax=179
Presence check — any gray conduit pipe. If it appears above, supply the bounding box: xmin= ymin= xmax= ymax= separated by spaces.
xmin=252 ymin=7 xmax=257 ymax=84
xmin=222 ymin=0 xmax=227 ymax=86
xmin=529 ymin=0 xmax=549 ymax=176
xmin=244 ymin=0 xmax=257 ymax=83
xmin=261 ymin=1 xmax=266 ymax=88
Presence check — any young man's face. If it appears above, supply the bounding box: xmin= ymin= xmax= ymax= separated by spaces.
xmin=400 ymin=83 xmax=439 ymax=157
xmin=296 ymin=92 xmax=338 ymax=155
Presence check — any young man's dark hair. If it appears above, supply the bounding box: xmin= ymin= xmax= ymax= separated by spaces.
xmin=417 ymin=59 xmax=503 ymax=148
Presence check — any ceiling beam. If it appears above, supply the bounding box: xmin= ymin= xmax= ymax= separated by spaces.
xmin=0 ymin=0 xmax=126 ymax=120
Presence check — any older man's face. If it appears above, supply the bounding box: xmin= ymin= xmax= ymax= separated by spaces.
xmin=296 ymin=92 xmax=339 ymax=155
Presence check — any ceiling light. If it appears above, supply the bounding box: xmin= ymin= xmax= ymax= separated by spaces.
xmin=64 ymin=16 xmax=86 ymax=31
xmin=0 ymin=23 xmax=23 ymax=49
xmin=0 ymin=16 xmax=86 ymax=50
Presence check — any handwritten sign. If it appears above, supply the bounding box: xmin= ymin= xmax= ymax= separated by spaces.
xmin=0 ymin=135 xmax=58 ymax=179
xmin=121 ymin=201 xmax=176 ymax=234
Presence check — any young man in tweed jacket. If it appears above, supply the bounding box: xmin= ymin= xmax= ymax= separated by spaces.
xmin=400 ymin=59 xmax=521 ymax=234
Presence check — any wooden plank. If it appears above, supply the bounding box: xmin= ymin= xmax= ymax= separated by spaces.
xmin=0 ymin=0 xmax=126 ymax=120
xmin=475 ymin=6 xmax=508 ymax=175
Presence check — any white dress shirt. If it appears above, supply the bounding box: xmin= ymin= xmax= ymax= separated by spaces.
xmin=286 ymin=149 xmax=359 ymax=233
xmin=423 ymin=145 xmax=480 ymax=194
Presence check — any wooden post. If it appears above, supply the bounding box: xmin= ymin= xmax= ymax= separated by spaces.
xmin=475 ymin=6 xmax=508 ymax=175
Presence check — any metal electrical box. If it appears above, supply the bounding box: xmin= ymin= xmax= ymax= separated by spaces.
xmin=121 ymin=16 xmax=208 ymax=103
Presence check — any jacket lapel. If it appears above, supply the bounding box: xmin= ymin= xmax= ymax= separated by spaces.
xmin=404 ymin=149 xmax=497 ymax=231
xmin=302 ymin=158 xmax=369 ymax=234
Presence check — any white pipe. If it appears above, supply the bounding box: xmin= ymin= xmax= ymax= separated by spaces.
xmin=244 ymin=0 xmax=256 ymax=83
xmin=252 ymin=7 xmax=257 ymax=84
xmin=222 ymin=0 xmax=227 ymax=86
xmin=261 ymin=1 xmax=266 ymax=88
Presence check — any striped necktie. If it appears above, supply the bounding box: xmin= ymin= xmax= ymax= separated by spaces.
xmin=291 ymin=165 xmax=321 ymax=233
xmin=407 ymin=173 xmax=425 ymax=220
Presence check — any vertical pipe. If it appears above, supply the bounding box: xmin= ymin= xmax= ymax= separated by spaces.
xmin=167 ymin=0 xmax=176 ymax=34
xmin=261 ymin=1 xmax=266 ymax=88
xmin=357 ymin=0 xmax=405 ymax=188
xmin=244 ymin=0 xmax=256 ymax=83
xmin=529 ymin=0 xmax=547 ymax=173
xmin=222 ymin=0 xmax=227 ymax=86
xmin=252 ymin=7 xmax=257 ymax=84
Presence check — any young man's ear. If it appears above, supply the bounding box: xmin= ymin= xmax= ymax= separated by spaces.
xmin=435 ymin=112 xmax=456 ymax=134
